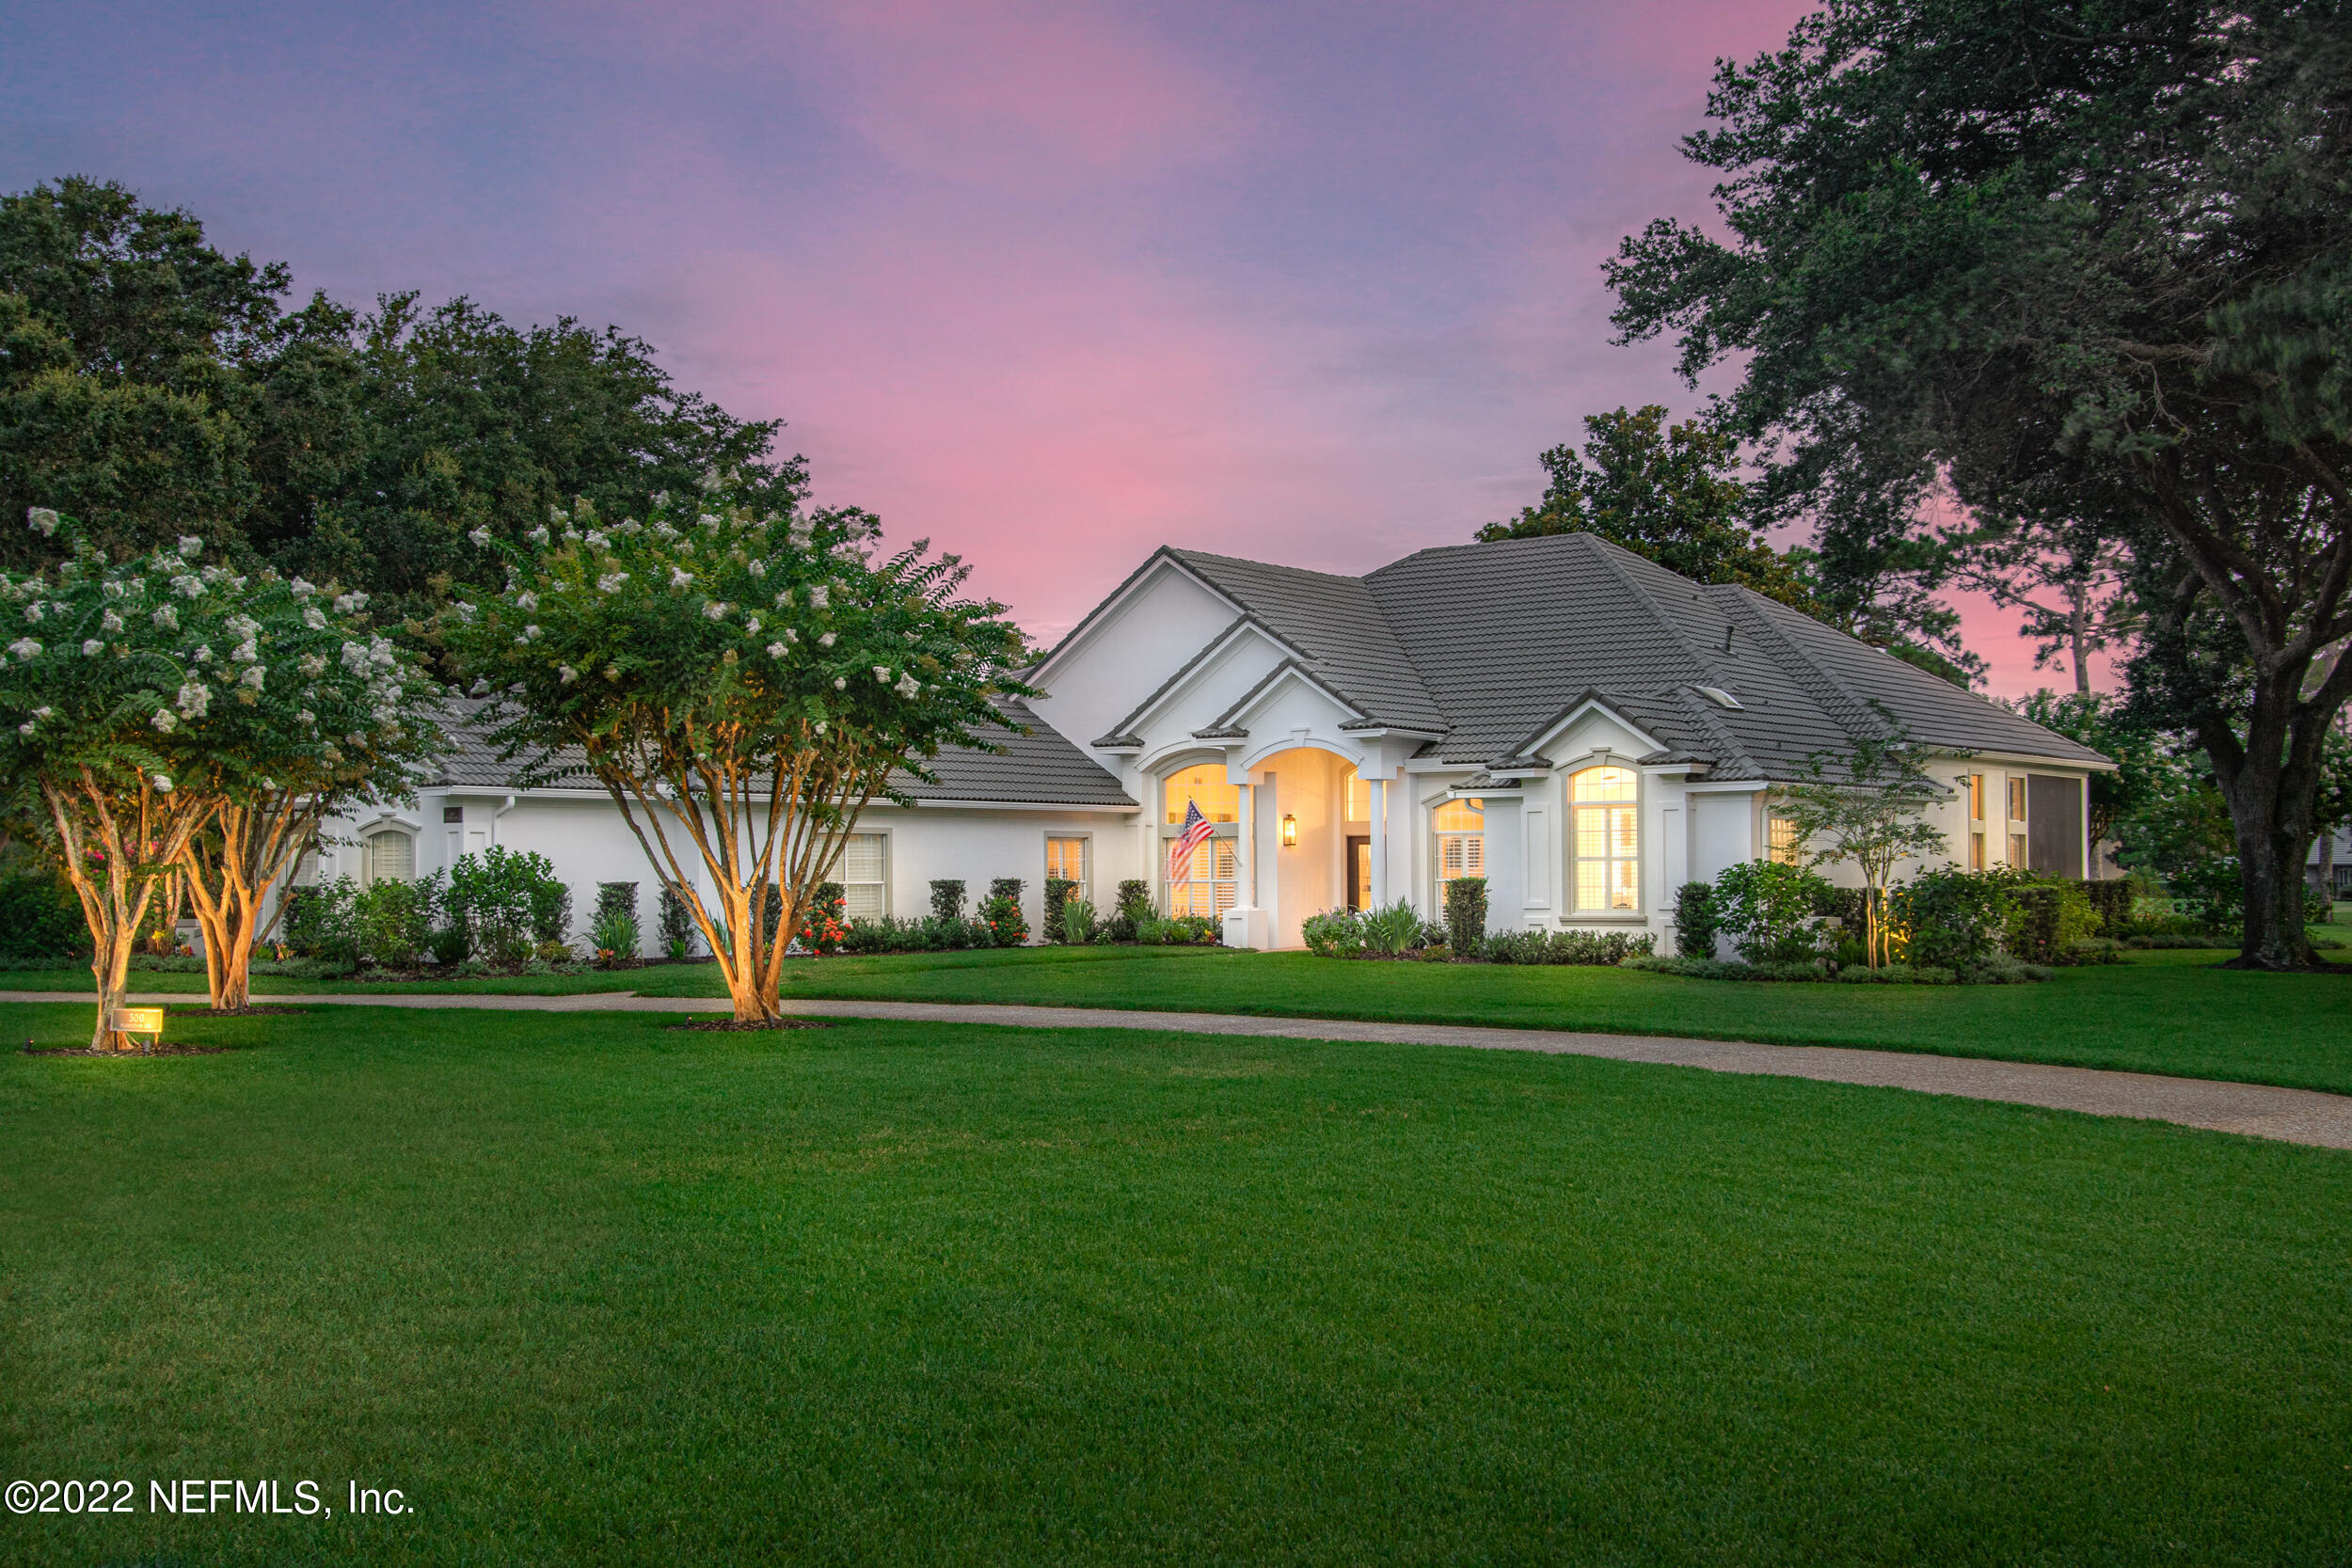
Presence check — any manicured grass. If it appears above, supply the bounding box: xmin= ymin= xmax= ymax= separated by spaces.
xmin=8 ymin=940 xmax=2352 ymax=1093
xmin=1 ymin=1004 xmax=2347 ymax=1565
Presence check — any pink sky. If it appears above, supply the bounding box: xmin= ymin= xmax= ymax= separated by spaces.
xmin=0 ymin=0 xmax=2100 ymax=697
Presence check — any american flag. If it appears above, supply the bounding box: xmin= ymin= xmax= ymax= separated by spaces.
xmin=1166 ymin=800 xmax=1214 ymax=885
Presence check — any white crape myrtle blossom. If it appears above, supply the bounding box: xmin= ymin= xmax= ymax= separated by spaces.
xmin=27 ymin=507 xmax=59 ymax=536
xmin=443 ymin=482 xmax=1033 ymax=1023
xmin=529 ymin=526 xmax=552 ymax=546
xmin=333 ymin=591 xmax=368 ymax=613
xmin=0 ymin=510 xmax=444 ymax=1035
xmin=469 ymin=527 xmax=494 ymax=547
xmin=9 ymin=637 xmax=40 ymax=659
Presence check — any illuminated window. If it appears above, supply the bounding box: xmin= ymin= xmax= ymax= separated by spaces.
xmin=1768 ymin=816 xmax=1803 ymax=865
xmin=2006 ymin=777 xmax=2027 ymax=823
xmin=2004 ymin=777 xmax=2027 ymax=868
xmin=1434 ymin=798 xmax=1485 ymax=907
xmin=1966 ymin=773 xmax=1987 ymax=822
xmin=1044 ymin=836 xmax=1088 ymax=897
xmin=1167 ymin=837 xmax=1236 ymax=919
xmin=1163 ymin=765 xmax=1238 ymax=825
xmin=838 ymin=833 xmax=887 ymax=920
xmin=1970 ymin=832 xmax=1986 ymax=870
xmin=361 ymin=829 xmax=414 ymax=886
xmin=1343 ymin=776 xmax=1369 ymax=823
xmin=1571 ymin=765 xmax=1639 ymax=911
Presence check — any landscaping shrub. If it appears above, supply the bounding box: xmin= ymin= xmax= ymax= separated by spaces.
xmin=1301 ymin=910 xmax=1365 ymax=958
xmin=1714 ymin=861 xmax=1832 ymax=964
xmin=658 ymin=886 xmax=697 ymax=959
xmin=1888 ymin=868 xmax=2014 ymax=974
xmin=0 ymin=867 xmax=90 ymax=958
xmin=1362 ymin=899 xmax=1423 ymax=956
xmin=1624 ymin=955 xmax=1830 ymax=982
xmin=1444 ymin=877 xmax=1488 ymax=956
xmin=1672 ymin=880 xmax=1719 ymax=958
xmin=595 ymin=881 xmax=639 ymax=928
xmin=591 ymin=907 xmax=643 ymax=965
xmin=2004 ymin=879 xmax=2099 ymax=963
xmin=2078 ymin=878 xmax=2135 ymax=934
xmin=980 ymin=878 xmax=1028 ymax=946
xmin=1483 ymin=928 xmax=1655 ymax=965
xmin=280 ymin=877 xmax=359 ymax=965
xmin=2171 ymin=857 xmax=2242 ymax=935
xmin=930 ymin=879 xmax=967 ymax=922
xmin=1108 ymin=879 xmax=1152 ymax=942
xmin=1831 ymin=962 xmax=1957 ymax=985
xmin=448 ymin=847 xmax=563 ymax=966
xmin=795 ymin=882 xmax=847 ymax=956
xmin=353 ymin=871 xmax=440 ymax=970
xmin=1042 ymin=878 xmax=1078 ymax=942
xmin=530 ymin=877 xmax=574 ymax=947
xmin=427 ymin=923 xmax=472 ymax=967
xmin=1058 ymin=897 xmax=1098 ymax=945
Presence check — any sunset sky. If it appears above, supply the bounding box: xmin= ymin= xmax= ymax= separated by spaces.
xmin=0 ymin=0 xmax=2094 ymax=695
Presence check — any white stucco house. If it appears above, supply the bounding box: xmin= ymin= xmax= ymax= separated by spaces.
xmin=312 ymin=532 xmax=2113 ymax=952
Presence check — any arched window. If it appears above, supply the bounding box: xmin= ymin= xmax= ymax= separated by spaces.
xmin=1162 ymin=765 xmax=1238 ymax=918
xmin=361 ymin=828 xmax=415 ymax=886
xmin=1163 ymin=765 xmax=1238 ymax=825
xmin=1570 ymin=766 xmax=1638 ymax=911
xmin=1433 ymin=798 xmax=1485 ymax=908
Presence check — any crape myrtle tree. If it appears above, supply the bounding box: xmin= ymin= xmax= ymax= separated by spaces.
xmin=1607 ymin=0 xmax=2352 ymax=969
xmin=440 ymin=479 xmax=1034 ymax=1022
xmin=1773 ymin=716 xmax=1950 ymax=968
xmin=0 ymin=508 xmax=437 ymax=1045
xmin=178 ymin=619 xmax=438 ymax=1011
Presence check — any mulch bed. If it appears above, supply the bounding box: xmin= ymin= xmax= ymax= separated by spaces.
xmin=663 ymin=1018 xmax=833 ymax=1033
xmin=21 ymin=1042 xmax=229 ymax=1056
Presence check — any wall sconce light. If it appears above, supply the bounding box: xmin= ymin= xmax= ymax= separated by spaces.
xmin=1279 ymin=813 xmax=1298 ymax=848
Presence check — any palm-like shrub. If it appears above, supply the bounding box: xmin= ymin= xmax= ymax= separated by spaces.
xmin=1058 ymin=896 xmax=1097 ymax=945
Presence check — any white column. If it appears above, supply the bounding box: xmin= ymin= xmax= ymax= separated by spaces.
xmin=1235 ymin=781 xmax=1254 ymax=908
xmin=1368 ymin=778 xmax=1388 ymax=909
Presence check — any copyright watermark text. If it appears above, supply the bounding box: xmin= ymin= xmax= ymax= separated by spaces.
xmin=7 ymin=1478 xmax=407 ymax=1516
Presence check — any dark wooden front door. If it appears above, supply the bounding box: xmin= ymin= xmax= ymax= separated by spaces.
xmin=1346 ymin=836 xmax=1370 ymax=910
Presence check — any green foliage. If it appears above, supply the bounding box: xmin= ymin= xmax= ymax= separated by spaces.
xmin=1360 ymin=899 xmax=1423 ymax=957
xmin=591 ymin=909 xmax=641 ymax=964
xmin=445 ymin=847 xmax=564 ymax=968
xmin=529 ymin=876 xmax=572 ymax=946
xmin=279 ymin=876 xmax=358 ymax=964
xmin=1057 ymin=896 xmax=1098 ymax=946
xmin=1888 ymin=869 xmax=2015 ymax=975
xmin=0 ymin=865 xmax=87 ymax=958
xmin=1482 ymin=928 xmax=1657 ymax=965
xmin=1605 ymin=0 xmax=2352 ymax=967
xmin=594 ymin=881 xmax=638 ymax=929
xmin=1713 ymin=861 xmax=1832 ymax=965
xmin=1443 ymin=876 xmax=1487 ymax=957
xmin=795 ymin=882 xmax=846 ymax=956
xmin=658 ymin=886 xmax=695 ymax=960
xmin=437 ymin=476 xmax=1034 ymax=1018
xmin=978 ymin=878 xmax=1027 ymax=948
xmin=1108 ymin=879 xmax=1152 ymax=943
xmin=1300 ymin=909 xmax=1365 ymax=958
xmin=1477 ymin=405 xmax=1819 ymax=612
xmin=353 ymin=870 xmax=440 ymax=970
xmin=929 ymin=879 xmax=966 ymax=922
xmin=1041 ymin=878 xmax=1078 ymax=942
xmin=1672 ymin=880 xmax=1719 ymax=958
xmin=1772 ymin=718 xmax=1948 ymax=966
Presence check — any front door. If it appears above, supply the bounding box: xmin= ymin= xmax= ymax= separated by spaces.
xmin=1346 ymin=836 xmax=1370 ymax=911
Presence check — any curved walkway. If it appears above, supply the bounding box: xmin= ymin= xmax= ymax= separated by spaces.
xmin=9 ymin=990 xmax=2351 ymax=1152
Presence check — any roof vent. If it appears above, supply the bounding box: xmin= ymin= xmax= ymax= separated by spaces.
xmin=1695 ymin=686 xmax=1743 ymax=710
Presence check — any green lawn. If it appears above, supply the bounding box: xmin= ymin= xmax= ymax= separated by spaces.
xmin=2 ymin=1004 xmax=2347 ymax=1565
xmin=8 ymin=941 xmax=2352 ymax=1094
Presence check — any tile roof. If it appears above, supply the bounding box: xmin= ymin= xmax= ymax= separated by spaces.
xmin=426 ymin=696 xmax=1136 ymax=807
xmin=1168 ymin=531 xmax=2108 ymax=781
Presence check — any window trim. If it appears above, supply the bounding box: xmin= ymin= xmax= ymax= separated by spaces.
xmin=1567 ymin=761 xmax=1643 ymax=915
xmin=359 ymin=825 xmax=416 ymax=887
xmin=1431 ymin=797 xmax=1486 ymax=911
xmin=836 ymin=832 xmax=890 ymax=921
xmin=1043 ymin=832 xmax=1091 ymax=902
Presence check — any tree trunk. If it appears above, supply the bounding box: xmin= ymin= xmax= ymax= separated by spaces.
xmin=90 ymin=919 xmax=138 ymax=1052
xmin=2069 ymin=588 xmax=2091 ymax=695
xmin=2207 ymin=700 xmax=2322 ymax=972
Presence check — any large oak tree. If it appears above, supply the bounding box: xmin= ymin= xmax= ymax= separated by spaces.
xmin=1609 ymin=0 xmax=2352 ymax=969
